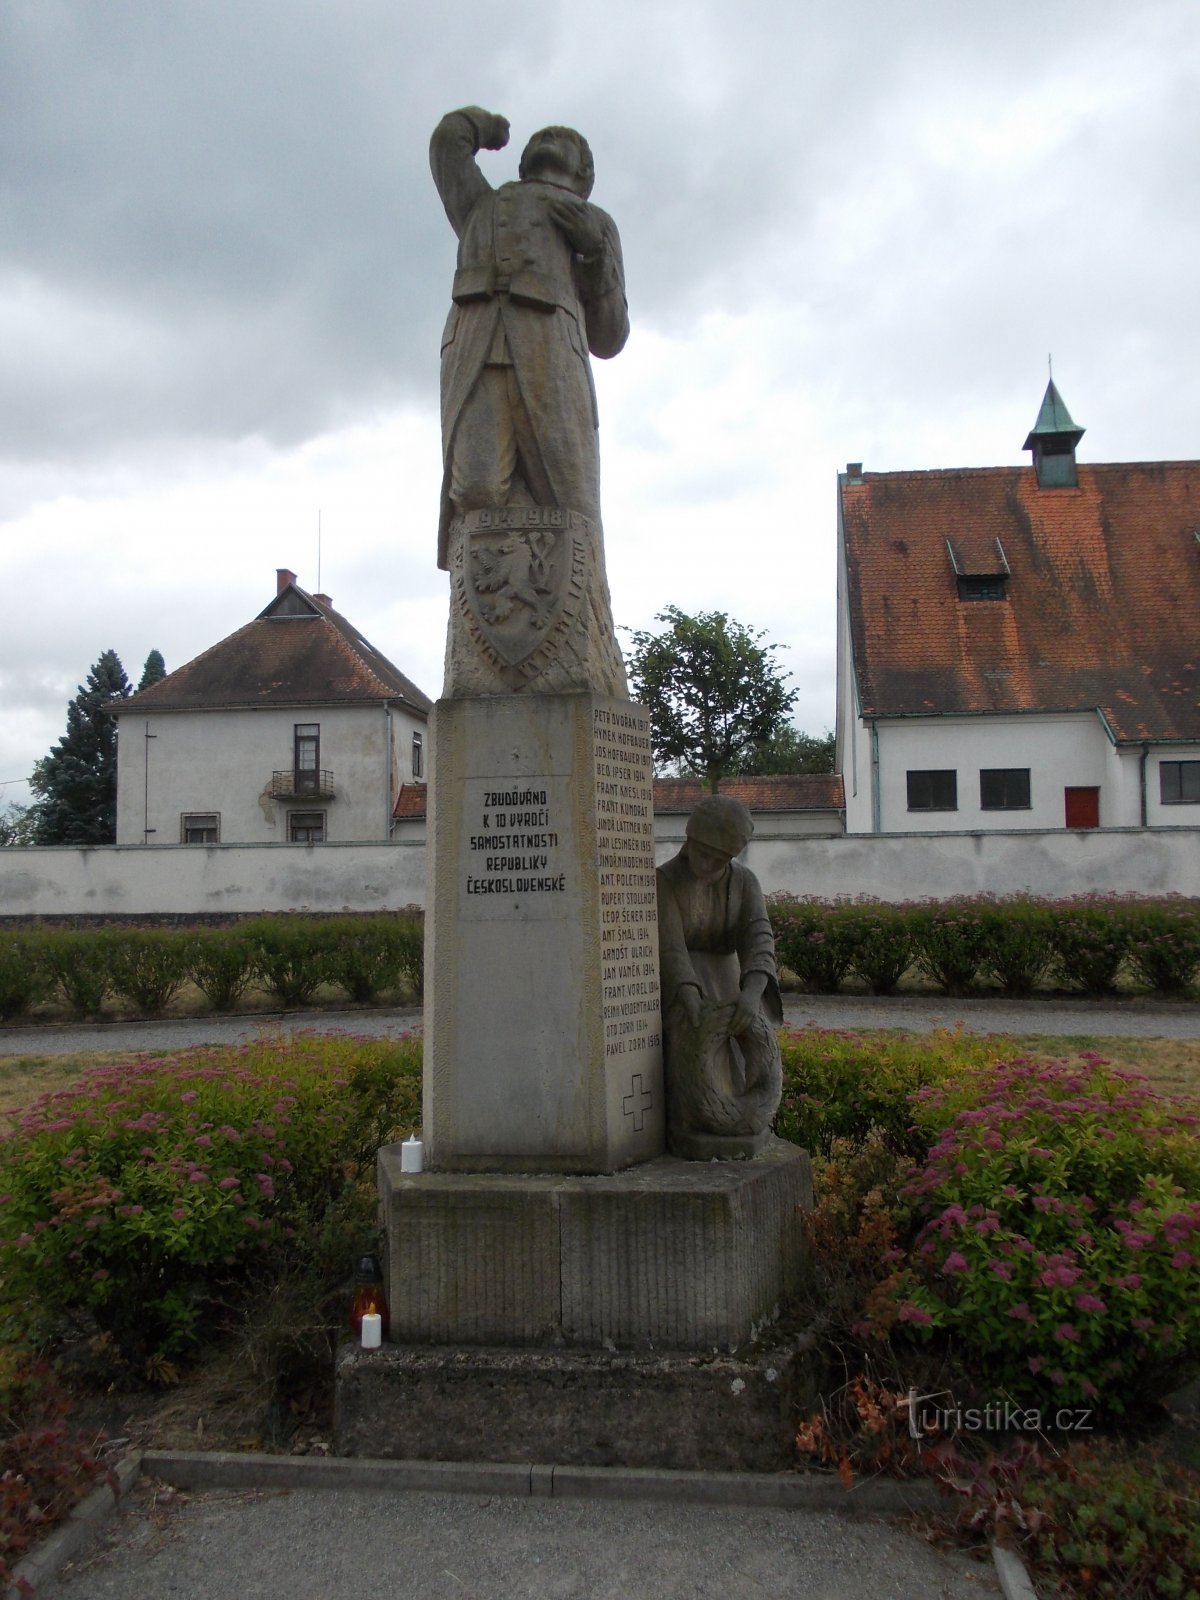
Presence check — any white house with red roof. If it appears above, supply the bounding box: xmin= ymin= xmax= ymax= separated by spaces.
xmin=112 ymin=570 xmax=432 ymax=846
xmin=836 ymin=384 xmax=1200 ymax=836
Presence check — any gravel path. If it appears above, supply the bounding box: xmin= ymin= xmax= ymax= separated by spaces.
xmin=780 ymin=992 xmax=1200 ymax=1039
xmin=48 ymin=1480 xmax=1003 ymax=1600
xmin=2 ymin=992 xmax=1198 ymax=1058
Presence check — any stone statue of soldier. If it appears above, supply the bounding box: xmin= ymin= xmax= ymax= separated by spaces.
xmin=656 ymin=796 xmax=784 ymax=1159
xmin=430 ymin=107 xmax=629 ymax=697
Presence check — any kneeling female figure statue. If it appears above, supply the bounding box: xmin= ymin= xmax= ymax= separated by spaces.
xmin=656 ymin=796 xmax=783 ymax=1159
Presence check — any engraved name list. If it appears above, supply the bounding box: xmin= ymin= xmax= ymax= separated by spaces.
xmin=594 ymin=704 xmax=660 ymax=1059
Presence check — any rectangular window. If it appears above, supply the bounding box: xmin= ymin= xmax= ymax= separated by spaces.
xmin=294 ymin=723 xmax=320 ymax=792
xmin=906 ymin=770 xmax=957 ymax=811
xmin=1160 ymin=760 xmax=1200 ymax=804
xmin=412 ymin=730 xmax=423 ymax=780
xmin=289 ymin=811 xmax=326 ymax=843
xmin=181 ymin=813 xmax=219 ymax=844
xmin=957 ymin=575 xmax=1008 ymax=601
xmin=980 ymin=768 xmax=1031 ymax=810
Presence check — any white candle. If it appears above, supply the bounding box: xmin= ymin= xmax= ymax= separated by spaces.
xmin=361 ymin=1312 xmax=382 ymax=1349
xmin=400 ymin=1137 xmax=424 ymax=1173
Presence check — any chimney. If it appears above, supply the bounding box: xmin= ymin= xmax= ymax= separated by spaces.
xmin=276 ymin=567 xmax=298 ymax=594
xmin=845 ymin=462 xmax=864 ymax=483
xmin=314 ymin=593 xmax=332 ymax=608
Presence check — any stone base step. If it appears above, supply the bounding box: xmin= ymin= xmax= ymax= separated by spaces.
xmin=334 ymin=1333 xmax=820 ymax=1473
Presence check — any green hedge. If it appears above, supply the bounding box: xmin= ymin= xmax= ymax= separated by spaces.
xmin=1 ymin=897 xmax=1197 ymax=1021
xmin=768 ymin=894 xmax=1200 ymax=998
xmin=0 ymin=912 xmax=426 ymax=1022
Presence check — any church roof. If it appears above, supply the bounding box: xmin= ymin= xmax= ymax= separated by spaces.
xmin=117 ymin=582 xmax=432 ymax=716
xmin=839 ymin=458 xmax=1200 ymax=743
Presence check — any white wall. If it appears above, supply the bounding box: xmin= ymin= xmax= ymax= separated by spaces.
xmin=0 ymin=842 xmax=426 ymax=917
xmin=115 ymin=703 xmax=426 ymax=846
xmin=744 ymin=826 xmax=1200 ymax=900
xmin=841 ymin=715 xmax=1199 ymax=835
xmin=874 ymin=712 xmax=1116 ymax=832
xmin=834 ymin=504 xmax=874 ymax=835
xmin=5 ymin=826 xmax=1200 ymax=917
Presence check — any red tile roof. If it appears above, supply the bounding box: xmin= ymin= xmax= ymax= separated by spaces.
xmin=650 ymin=775 xmax=844 ymax=812
xmin=392 ymin=772 xmax=844 ymax=820
xmin=117 ymin=585 xmax=432 ymax=716
xmin=393 ymin=784 xmax=429 ymax=818
xmin=840 ymin=461 xmax=1200 ymax=742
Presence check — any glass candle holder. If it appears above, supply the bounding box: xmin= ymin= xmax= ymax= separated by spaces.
xmin=350 ymin=1252 xmax=390 ymax=1340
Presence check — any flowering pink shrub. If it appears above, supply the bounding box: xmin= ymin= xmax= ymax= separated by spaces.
xmin=891 ymin=1057 xmax=1200 ymax=1409
xmin=1048 ymin=896 xmax=1131 ymax=994
xmin=776 ymin=1026 xmax=1008 ymax=1158
xmin=1121 ymin=895 xmax=1200 ymax=994
xmin=0 ymin=1033 xmax=421 ymax=1364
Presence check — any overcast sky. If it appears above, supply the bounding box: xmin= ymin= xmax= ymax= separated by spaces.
xmin=2 ymin=0 xmax=1197 ymax=805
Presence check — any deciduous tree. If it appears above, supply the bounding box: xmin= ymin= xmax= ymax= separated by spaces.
xmin=624 ymin=608 xmax=797 ymax=792
xmin=734 ymin=725 xmax=835 ymax=776
xmin=0 ymin=803 xmax=35 ymax=846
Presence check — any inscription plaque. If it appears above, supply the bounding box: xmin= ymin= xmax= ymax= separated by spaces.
xmin=424 ymin=693 xmax=664 ymax=1171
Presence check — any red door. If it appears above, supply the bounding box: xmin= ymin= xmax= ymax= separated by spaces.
xmin=1064 ymin=787 xmax=1100 ymax=829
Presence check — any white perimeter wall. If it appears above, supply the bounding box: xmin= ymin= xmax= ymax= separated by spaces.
xmin=0 ymin=842 xmax=427 ymax=917
xmin=4 ymin=826 xmax=1200 ymax=917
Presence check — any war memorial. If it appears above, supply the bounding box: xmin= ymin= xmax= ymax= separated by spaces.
xmin=335 ymin=109 xmax=813 ymax=1470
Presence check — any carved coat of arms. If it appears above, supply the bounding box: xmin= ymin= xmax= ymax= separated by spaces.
xmin=451 ymin=508 xmax=588 ymax=679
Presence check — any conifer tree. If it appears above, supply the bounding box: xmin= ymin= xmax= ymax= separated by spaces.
xmin=29 ymin=651 xmax=132 ymax=844
xmin=137 ymin=649 xmax=167 ymax=690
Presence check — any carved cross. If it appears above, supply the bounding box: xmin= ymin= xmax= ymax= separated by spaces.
xmin=622 ymin=1073 xmax=654 ymax=1132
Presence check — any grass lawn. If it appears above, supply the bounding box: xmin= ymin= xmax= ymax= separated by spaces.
xmin=0 ymin=1048 xmax=137 ymax=1116
xmin=2 ymin=1031 xmax=1197 ymax=1121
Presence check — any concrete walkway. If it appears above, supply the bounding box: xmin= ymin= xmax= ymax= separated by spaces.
xmin=46 ymin=1474 xmax=1004 ymax=1600
xmin=2 ymin=991 xmax=1198 ymax=1059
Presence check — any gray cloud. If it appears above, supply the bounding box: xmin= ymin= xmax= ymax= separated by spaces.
xmin=0 ymin=0 xmax=1196 ymax=788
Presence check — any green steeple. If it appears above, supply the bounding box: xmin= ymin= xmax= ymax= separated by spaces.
xmin=1022 ymin=378 xmax=1085 ymax=452
xmin=1023 ymin=378 xmax=1085 ymax=487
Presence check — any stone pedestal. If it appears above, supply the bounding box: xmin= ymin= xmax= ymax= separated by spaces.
xmin=423 ymin=692 xmax=663 ymax=1172
xmin=344 ymin=1139 xmax=815 ymax=1471
xmin=377 ymin=1138 xmax=812 ymax=1350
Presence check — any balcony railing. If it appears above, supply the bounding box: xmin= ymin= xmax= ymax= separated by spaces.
xmin=271 ymin=769 xmax=335 ymax=801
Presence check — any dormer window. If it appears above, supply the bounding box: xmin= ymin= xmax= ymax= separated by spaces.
xmin=957 ymin=574 xmax=1008 ymax=602
xmin=947 ymin=537 xmax=1010 ymax=602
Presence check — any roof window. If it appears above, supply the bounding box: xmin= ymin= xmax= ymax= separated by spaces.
xmin=946 ymin=537 xmax=1010 ymax=601
xmin=957 ymin=574 xmax=1008 ymax=601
